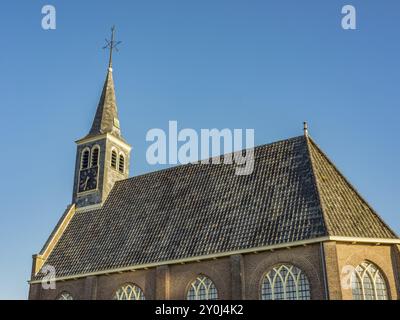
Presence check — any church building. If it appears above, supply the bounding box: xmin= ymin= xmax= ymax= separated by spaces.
xmin=29 ymin=33 xmax=400 ymax=300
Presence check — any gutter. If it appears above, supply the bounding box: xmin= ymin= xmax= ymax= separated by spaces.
xmin=29 ymin=236 xmax=400 ymax=284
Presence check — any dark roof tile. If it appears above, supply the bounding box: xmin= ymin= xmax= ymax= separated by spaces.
xmin=33 ymin=135 xmax=397 ymax=280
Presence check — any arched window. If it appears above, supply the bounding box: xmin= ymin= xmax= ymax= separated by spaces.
xmin=114 ymin=284 xmax=145 ymax=300
xmin=81 ymin=148 xmax=90 ymax=169
xmin=187 ymin=275 xmax=218 ymax=300
xmin=261 ymin=264 xmax=311 ymax=300
xmin=111 ymin=150 xmax=117 ymax=169
xmin=351 ymin=262 xmax=388 ymax=300
xmin=57 ymin=292 xmax=73 ymax=300
xmin=118 ymin=154 xmax=125 ymax=173
xmin=91 ymin=146 xmax=99 ymax=167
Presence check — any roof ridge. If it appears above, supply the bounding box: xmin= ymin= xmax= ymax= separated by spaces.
xmin=304 ymin=136 xmax=331 ymax=236
xmin=307 ymin=137 xmax=398 ymax=238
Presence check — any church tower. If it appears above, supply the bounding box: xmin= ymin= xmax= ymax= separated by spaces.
xmin=72 ymin=27 xmax=131 ymax=208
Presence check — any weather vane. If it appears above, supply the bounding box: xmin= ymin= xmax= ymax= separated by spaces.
xmin=103 ymin=26 xmax=121 ymax=69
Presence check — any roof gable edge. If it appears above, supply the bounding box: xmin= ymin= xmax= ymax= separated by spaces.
xmin=307 ymin=138 xmax=398 ymax=239
xmin=34 ymin=204 xmax=76 ymax=275
xmin=304 ymin=136 xmax=331 ymax=236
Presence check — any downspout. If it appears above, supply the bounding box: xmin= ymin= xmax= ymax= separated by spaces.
xmin=320 ymin=242 xmax=330 ymax=300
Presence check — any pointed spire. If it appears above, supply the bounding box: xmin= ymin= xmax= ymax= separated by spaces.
xmin=86 ymin=27 xmax=122 ymax=139
xmin=88 ymin=68 xmax=121 ymax=138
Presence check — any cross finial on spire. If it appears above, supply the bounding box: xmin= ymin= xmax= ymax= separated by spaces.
xmin=103 ymin=26 xmax=121 ymax=71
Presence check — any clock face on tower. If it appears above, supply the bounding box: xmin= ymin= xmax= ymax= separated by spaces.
xmin=78 ymin=167 xmax=98 ymax=193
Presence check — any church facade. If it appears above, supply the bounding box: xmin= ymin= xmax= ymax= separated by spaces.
xmin=29 ymin=48 xmax=400 ymax=300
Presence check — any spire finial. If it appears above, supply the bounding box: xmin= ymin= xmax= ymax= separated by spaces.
xmin=103 ymin=25 xmax=121 ymax=71
xmin=303 ymin=121 xmax=309 ymax=137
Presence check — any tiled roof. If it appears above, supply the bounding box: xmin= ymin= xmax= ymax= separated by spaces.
xmin=33 ymin=136 xmax=397 ymax=279
xmin=307 ymin=138 xmax=395 ymax=238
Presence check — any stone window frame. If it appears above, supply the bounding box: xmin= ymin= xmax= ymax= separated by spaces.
xmin=260 ymin=263 xmax=311 ymax=300
xmin=57 ymin=291 xmax=73 ymax=300
xmin=110 ymin=147 xmax=118 ymax=170
xmin=351 ymin=261 xmax=389 ymax=300
xmin=90 ymin=145 xmax=100 ymax=167
xmin=80 ymin=147 xmax=91 ymax=170
xmin=113 ymin=282 xmax=145 ymax=300
xmin=118 ymin=151 xmax=125 ymax=174
xmin=186 ymin=274 xmax=219 ymax=300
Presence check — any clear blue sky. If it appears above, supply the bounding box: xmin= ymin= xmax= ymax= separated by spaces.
xmin=0 ymin=1 xmax=399 ymax=299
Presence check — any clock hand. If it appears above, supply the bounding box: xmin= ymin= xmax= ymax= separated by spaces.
xmin=83 ymin=176 xmax=90 ymax=189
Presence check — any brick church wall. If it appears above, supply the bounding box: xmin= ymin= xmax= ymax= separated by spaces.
xmin=334 ymin=242 xmax=400 ymax=300
xmin=28 ymin=242 xmax=400 ymax=300
xmin=29 ymin=243 xmax=328 ymax=300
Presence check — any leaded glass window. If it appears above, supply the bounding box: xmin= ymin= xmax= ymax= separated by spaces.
xmin=187 ymin=275 xmax=218 ymax=300
xmin=261 ymin=264 xmax=311 ymax=300
xmin=114 ymin=284 xmax=145 ymax=300
xmin=57 ymin=292 xmax=73 ymax=300
xmin=351 ymin=262 xmax=388 ymax=300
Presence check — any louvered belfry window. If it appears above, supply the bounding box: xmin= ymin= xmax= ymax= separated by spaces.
xmin=111 ymin=150 xmax=117 ymax=169
xmin=118 ymin=154 xmax=125 ymax=173
xmin=91 ymin=147 xmax=99 ymax=167
xmin=81 ymin=149 xmax=90 ymax=169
